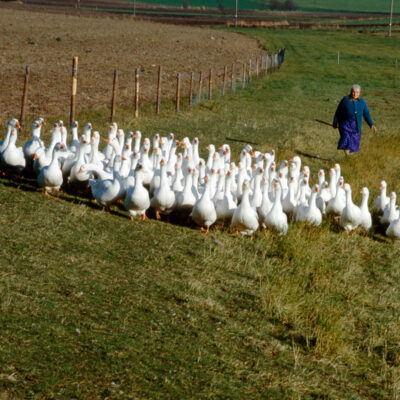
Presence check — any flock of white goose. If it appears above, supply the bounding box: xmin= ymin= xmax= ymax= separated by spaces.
xmin=1 ymin=117 xmax=399 ymax=239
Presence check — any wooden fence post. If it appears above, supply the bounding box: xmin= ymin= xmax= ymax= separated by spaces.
xmin=222 ymin=65 xmax=227 ymax=96
xmin=248 ymin=59 xmax=252 ymax=81
xmin=198 ymin=71 xmax=203 ymax=103
xmin=20 ymin=64 xmax=30 ymax=130
xmin=256 ymin=56 xmax=259 ymax=78
xmin=189 ymin=72 xmax=194 ymax=108
xmin=134 ymin=68 xmax=139 ymax=118
xmin=208 ymin=69 xmax=213 ymax=100
xmin=70 ymin=56 xmax=78 ymax=126
xmin=230 ymin=63 xmax=234 ymax=92
xmin=176 ymin=73 xmax=181 ymax=112
xmin=242 ymin=63 xmax=246 ymax=88
xmin=110 ymin=69 xmax=118 ymax=123
xmin=156 ymin=66 xmax=162 ymax=115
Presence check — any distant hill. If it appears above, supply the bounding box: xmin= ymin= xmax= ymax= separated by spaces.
xmin=131 ymin=0 xmax=393 ymax=13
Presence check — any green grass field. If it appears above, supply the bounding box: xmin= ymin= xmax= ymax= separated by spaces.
xmin=124 ymin=0 xmax=394 ymax=13
xmin=2 ymin=28 xmax=400 ymax=399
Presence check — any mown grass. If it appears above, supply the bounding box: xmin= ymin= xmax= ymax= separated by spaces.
xmin=1 ymin=28 xmax=400 ymax=399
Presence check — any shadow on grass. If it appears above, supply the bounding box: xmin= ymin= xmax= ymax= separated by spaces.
xmin=295 ymin=149 xmax=332 ymax=162
xmin=269 ymin=318 xmax=317 ymax=351
xmin=0 ymin=169 xmax=396 ymax=243
xmin=0 ymin=174 xmax=38 ymax=192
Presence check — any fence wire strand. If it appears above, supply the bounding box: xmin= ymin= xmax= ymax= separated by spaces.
xmin=0 ymin=49 xmax=285 ymax=122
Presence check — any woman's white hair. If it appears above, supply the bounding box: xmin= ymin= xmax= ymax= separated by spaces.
xmin=351 ymin=84 xmax=361 ymax=92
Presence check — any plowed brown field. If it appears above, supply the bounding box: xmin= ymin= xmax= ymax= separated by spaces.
xmin=0 ymin=5 xmax=263 ymax=122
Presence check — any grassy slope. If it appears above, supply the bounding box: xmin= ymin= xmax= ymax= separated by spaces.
xmin=1 ymin=29 xmax=400 ymax=399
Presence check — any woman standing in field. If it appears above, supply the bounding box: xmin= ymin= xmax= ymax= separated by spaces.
xmin=333 ymin=84 xmax=376 ymax=155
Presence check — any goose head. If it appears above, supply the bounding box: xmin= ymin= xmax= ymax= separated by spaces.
xmin=30 ymin=119 xmax=44 ymax=139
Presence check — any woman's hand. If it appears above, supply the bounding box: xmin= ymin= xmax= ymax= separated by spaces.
xmin=371 ymin=125 xmax=377 ymax=133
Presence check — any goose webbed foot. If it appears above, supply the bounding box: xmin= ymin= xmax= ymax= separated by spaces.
xmin=140 ymin=213 xmax=148 ymax=221
xmin=200 ymin=226 xmax=210 ymax=235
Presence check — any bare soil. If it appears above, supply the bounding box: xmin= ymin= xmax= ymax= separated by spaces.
xmin=0 ymin=5 xmax=263 ymax=122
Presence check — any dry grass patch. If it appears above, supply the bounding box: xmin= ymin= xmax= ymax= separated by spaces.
xmin=0 ymin=6 xmax=261 ymax=123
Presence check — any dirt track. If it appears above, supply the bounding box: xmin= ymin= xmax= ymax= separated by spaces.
xmin=0 ymin=5 xmax=263 ymax=122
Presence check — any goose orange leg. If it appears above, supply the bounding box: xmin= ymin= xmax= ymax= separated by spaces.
xmin=140 ymin=213 xmax=148 ymax=221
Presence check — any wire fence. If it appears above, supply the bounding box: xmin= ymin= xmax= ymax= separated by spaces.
xmin=1 ymin=48 xmax=285 ymax=127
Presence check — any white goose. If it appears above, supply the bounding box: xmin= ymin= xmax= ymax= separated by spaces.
xmin=215 ymin=170 xmax=237 ymax=224
xmin=166 ymin=139 xmax=180 ymax=175
xmin=78 ymin=163 xmax=113 ymax=181
xmin=0 ymin=118 xmax=20 ymax=153
xmin=318 ymin=181 xmax=332 ymax=212
xmin=373 ymin=180 xmax=390 ymax=214
xmin=326 ymin=177 xmax=346 ymax=216
xmin=191 ymin=174 xmax=217 ymax=234
xmin=68 ymin=121 xmax=80 ymax=155
xmin=102 ymin=122 xmax=118 ymax=161
xmin=133 ymin=130 xmax=142 ymax=153
xmin=150 ymin=159 xmax=176 ymax=219
xmin=89 ymin=131 xmax=106 ymax=170
xmin=250 ymin=167 xmax=264 ymax=208
xmin=340 ymin=183 xmax=362 ymax=232
xmin=88 ymin=155 xmax=123 ymax=211
xmin=232 ymin=180 xmax=259 ymax=237
xmin=24 ymin=118 xmax=45 ymax=166
xmin=68 ymin=138 xmax=91 ymax=184
xmin=386 ymin=216 xmax=400 ymax=240
xmin=124 ymin=164 xmax=150 ymax=221
xmin=258 ymin=177 xmax=273 ymax=228
xmin=295 ymin=184 xmax=322 ymax=226
xmin=359 ymin=187 xmax=372 ymax=231
xmin=263 ymin=180 xmax=288 ymax=236
xmin=294 ymin=177 xmax=309 ymax=218
xmin=175 ymin=168 xmax=197 ymax=216
xmin=149 ymin=148 xmax=163 ymax=195
xmin=1 ymin=127 xmax=26 ymax=173
xmin=139 ymin=144 xmax=153 ymax=186
xmin=33 ymin=123 xmax=62 ymax=175
xmin=37 ymin=144 xmax=64 ymax=193
xmin=282 ymin=176 xmax=298 ymax=216
xmin=172 ymin=161 xmax=184 ymax=193
xmin=327 ymin=168 xmax=337 ymax=198
xmin=381 ymin=192 xmax=399 ymax=226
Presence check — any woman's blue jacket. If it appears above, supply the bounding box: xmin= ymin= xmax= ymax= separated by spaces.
xmin=333 ymin=95 xmax=374 ymax=133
